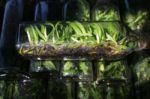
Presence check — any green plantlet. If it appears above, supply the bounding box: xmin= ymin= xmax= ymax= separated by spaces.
xmin=19 ymin=21 xmax=133 ymax=58
xmin=93 ymin=5 xmax=120 ymax=21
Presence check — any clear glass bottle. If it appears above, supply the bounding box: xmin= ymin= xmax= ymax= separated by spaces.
xmin=92 ymin=0 xmax=120 ymax=21
xmin=63 ymin=0 xmax=90 ymax=21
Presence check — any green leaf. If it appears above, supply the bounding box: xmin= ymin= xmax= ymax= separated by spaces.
xmin=63 ymin=61 xmax=78 ymax=76
xmin=34 ymin=25 xmax=47 ymax=42
xmin=41 ymin=25 xmax=48 ymax=41
xmin=42 ymin=61 xmax=56 ymax=70
xmin=67 ymin=21 xmax=83 ymax=35
xmin=45 ymin=22 xmax=55 ymax=39
xmin=25 ymin=26 xmax=34 ymax=44
xmin=74 ymin=21 xmax=86 ymax=34
xmin=106 ymin=33 xmax=117 ymax=44
xmin=25 ymin=25 xmax=39 ymax=45
xmin=79 ymin=61 xmax=91 ymax=75
xmin=90 ymin=23 xmax=104 ymax=44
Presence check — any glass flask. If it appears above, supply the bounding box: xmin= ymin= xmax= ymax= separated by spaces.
xmin=63 ymin=0 xmax=90 ymax=21
xmin=92 ymin=0 xmax=120 ymax=21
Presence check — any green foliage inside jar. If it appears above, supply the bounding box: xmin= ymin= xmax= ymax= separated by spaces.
xmin=17 ymin=21 xmax=135 ymax=58
xmin=124 ymin=10 xmax=148 ymax=32
xmin=92 ymin=0 xmax=120 ymax=21
xmin=92 ymin=5 xmax=120 ymax=21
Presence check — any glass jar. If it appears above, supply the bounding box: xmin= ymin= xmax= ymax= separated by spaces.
xmin=0 ymin=68 xmax=30 ymax=99
xmin=21 ymin=72 xmax=55 ymax=99
xmin=77 ymin=81 xmax=95 ymax=99
xmin=63 ymin=0 xmax=90 ymax=21
xmin=96 ymin=59 xmax=131 ymax=81
xmin=92 ymin=0 xmax=120 ymax=21
xmin=61 ymin=58 xmax=93 ymax=81
xmin=0 ymin=69 xmax=65 ymax=99
xmin=47 ymin=77 xmax=67 ymax=99
xmin=122 ymin=0 xmax=149 ymax=33
xmin=18 ymin=71 xmax=66 ymax=99
xmin=60 ymin=58 xmax=94 ymax=99
xmin=30 ymin=59 xmax=61 ymax=74
xmin=95 ymin=78 xmax=132 ymax=99
xmin=131 ymin=49 xmax=150 ymax=99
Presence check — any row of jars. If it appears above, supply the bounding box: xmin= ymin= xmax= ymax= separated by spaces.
xmin=0 ymin=53 xmax=149 ymax=99
xmin=63 ymin=0 xmax=149 ymax=33
xmin=64 ymin=0 xmax=120 ymax=21
xmin=0 ymin=72 xmax=132 ymax=99
xmin=0 ymin=58 xmax=134 ymax=99
xmin=0 ymin=52 xmax=149 ymax=99
xmin=30 ymin=58 xmax=131 ymax=81
xmin=1 ymin=0 xmax=148 ymax=31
